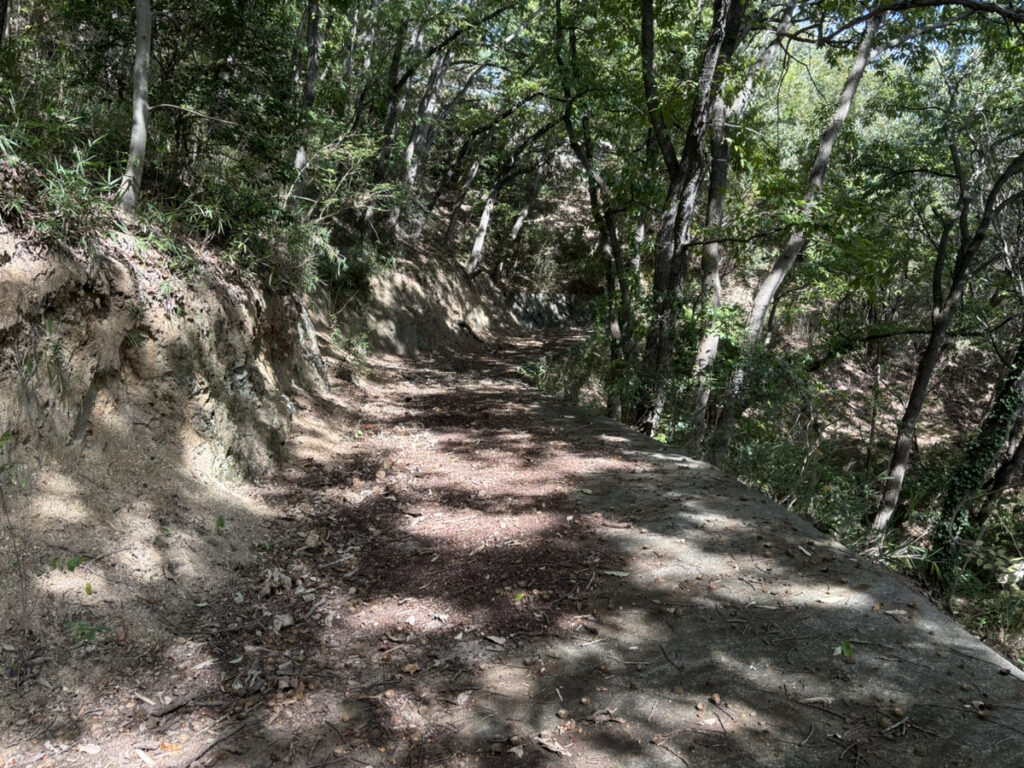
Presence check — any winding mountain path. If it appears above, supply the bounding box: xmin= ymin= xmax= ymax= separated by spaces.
xmin=3 ymin=331 xmax=1022 ymax=767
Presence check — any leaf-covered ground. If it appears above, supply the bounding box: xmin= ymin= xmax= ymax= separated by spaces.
xmin=2 ymin=331 xmax=1023 ymax=767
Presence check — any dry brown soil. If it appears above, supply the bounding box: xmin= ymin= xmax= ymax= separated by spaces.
xmin=2 ymin=331 xmax=1023 ymax=768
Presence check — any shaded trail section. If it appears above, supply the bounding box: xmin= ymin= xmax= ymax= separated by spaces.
xmin=4 ymin=331 xmax=1023 ymax=768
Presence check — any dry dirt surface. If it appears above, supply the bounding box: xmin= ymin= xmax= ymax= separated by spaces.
xmin=2 ymin=331 xmax=1024 ymax=768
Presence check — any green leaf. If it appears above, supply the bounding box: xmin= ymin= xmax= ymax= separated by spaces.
xmin=833 ymin=640 xmax=855 ymax=658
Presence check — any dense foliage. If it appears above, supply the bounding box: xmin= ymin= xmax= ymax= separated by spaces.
xmin=2 ymin=0 xmax=1024 ymax=651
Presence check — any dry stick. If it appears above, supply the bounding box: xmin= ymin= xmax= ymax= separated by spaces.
xmin=657 ymin=742 xmax=691 ymax=765
xmin=659 ymin=644 xmax=685 ymax=672
xmin=794 ymin=699 xmax=847 ymax=721
xmin=147 ymin=690 xmax=201 ymax=718
xmin=713 ymin=710 xmax=728 ymax=734
xmin=178 ymin=719 xmax=253 ymax=768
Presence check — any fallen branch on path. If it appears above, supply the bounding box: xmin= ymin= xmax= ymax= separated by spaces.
xmin=177 ymin=719 xmax=253 ymax=767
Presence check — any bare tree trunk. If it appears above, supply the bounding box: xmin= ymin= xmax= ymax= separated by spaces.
xmin=117 ymin=0 xmax=152 ymax=215
xmin=707 ymin=14 xmax=880 ymax=466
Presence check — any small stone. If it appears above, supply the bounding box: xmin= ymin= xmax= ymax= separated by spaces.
xmin=557 ymin=708 xmax=570 ymax=719
xmin=695 ymin=702 xmax=706 ymax=711
xmin=710 ymin=693 xmax=722 ymax=705
xmin=580 ymin=697 xmax=590 ymax=705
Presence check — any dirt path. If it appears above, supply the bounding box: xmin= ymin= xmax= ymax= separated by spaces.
xmin=3 ymin=332 xmax=1023 ymax=768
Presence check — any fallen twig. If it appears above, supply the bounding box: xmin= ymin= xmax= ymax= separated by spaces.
xmin=657 ymin=741 xmax=691 ymax=765
xmin=177 ymin=719 xmax=253 ymax=767
xmin=659 ymin=644 xmax=684 ymax=672
xmin=148 ymin=691 xmax=200 ymax=718
xmin=799 ymin=724 xmax=814 ymax=746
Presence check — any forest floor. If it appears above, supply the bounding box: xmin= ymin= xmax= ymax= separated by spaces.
xmin=2 ymin=330 xmax=1024 ymax=768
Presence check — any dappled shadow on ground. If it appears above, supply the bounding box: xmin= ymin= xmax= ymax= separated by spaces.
xmin=3 ymin=331 xmax=1023 ymax=768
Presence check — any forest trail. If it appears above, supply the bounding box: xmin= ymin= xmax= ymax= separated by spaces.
xmin=3 ymin=331 xmax=1024 ymax=768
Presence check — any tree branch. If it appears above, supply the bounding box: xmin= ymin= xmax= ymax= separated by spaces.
xmin=149 ymin=103 xmax=238 ymax=126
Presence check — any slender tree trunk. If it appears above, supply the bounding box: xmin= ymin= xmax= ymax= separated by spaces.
xmin=979 ymin=432 xmax=1024 ymax=517
xmin=405 ymin=47 xmax=453 ymax=186
xmin=690 ymin=92 xmax=728 ymax=446
xmin=690 ymin=11 xmax=792 ymax=446
xmin=431 ymin=125 xmax=490 ymax=212
xmin=865 ymin=305 xmax=883 ymax=472
xmin=635 ymin=0 xmax=742 ymax=435
xmin=347 ymin=2 xmax=379 ymax=130
xmin=371 ymin=21 xmax=412 ymax=184
xmin=707 ymin=14 xmax=880 ymax=465
xmin=0 ymin=0 xmax=10 ymax=47
xmin=556 ymin=2 xmax=637 ymax=375
xmin=932 ymin=333 xmax=1024 ymax=566
xmin=873 ymin=148 xmax=1024 ymax=530
xmin=444 ymin=153 xmax=485 ymax=247
xmin=465 ymin=192 xmax=496 ymax=276
xmin=117 ymin=0 xmax=152 ymax=215
xmin=872 ymin=304 xmax=957 ymax=530
xmin=290 ymin=0 xmax=321 ymax=214
xmin=598 ymin=231 xmax=624 ymax=419
xmin=509 ymin=151 xmax=550 ymax=244
xmin=491 ymin=151 xmax=551 ymax=282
